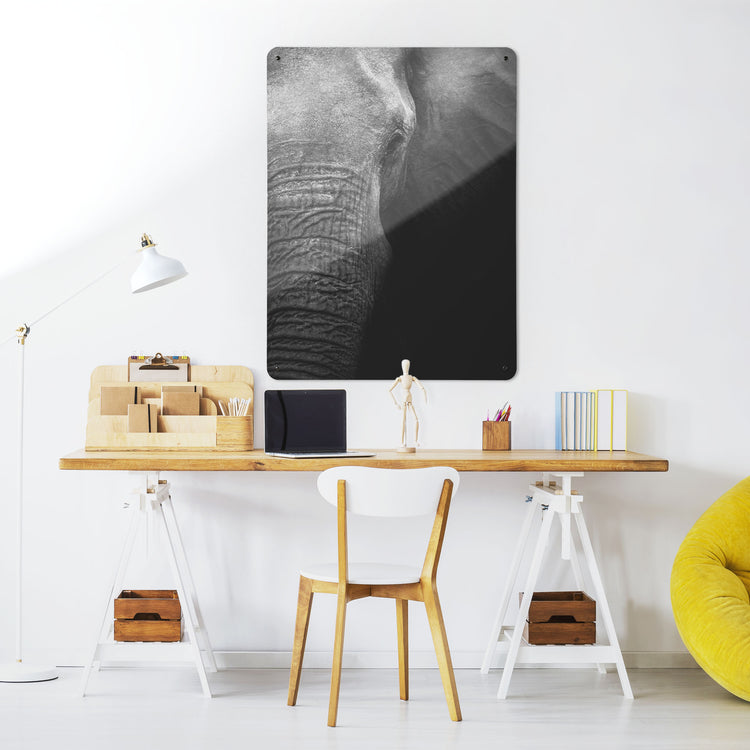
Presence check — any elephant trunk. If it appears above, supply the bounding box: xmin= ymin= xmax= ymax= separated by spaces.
xmin=267 ymin=160 xmax=391 ymax=379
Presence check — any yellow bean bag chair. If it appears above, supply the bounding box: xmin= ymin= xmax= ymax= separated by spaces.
xmin=671 ymin=476 xmax=750 ymax=700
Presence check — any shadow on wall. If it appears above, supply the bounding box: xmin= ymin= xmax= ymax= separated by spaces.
xmin=628 ymin=392 xmax=692 ymax=460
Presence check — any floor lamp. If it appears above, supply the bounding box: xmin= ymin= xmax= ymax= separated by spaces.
xmin=0 ymin=233 xmax=187 ymax=682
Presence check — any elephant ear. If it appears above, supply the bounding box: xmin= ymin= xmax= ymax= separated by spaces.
xmin=385 ymin=47 xmax=516 ymax=226
xmin=367 ymin=48 xmax=517 ymax=380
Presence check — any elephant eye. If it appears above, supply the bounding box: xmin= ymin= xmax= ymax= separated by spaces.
xmin=380 ymin=130 xmax=411 ymax=203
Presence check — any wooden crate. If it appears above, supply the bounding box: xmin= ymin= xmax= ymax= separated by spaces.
xmin=114 ymin=590 xmax=181 ymax=642
xmin=521 ymin=591 xmax=596 ymax=645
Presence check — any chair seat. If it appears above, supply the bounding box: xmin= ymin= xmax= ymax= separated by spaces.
xmin=300 ymin=562 xmax=422 ymax=585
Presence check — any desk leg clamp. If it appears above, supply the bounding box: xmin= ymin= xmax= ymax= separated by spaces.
xmin=480 ymin=473 xmax=632 ymax=700
xmin=81 ymin=473 xmax=217 ymax=697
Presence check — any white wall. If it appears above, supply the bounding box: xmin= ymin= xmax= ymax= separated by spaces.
xmin=1 ymin=0 xmax=749 ymax=667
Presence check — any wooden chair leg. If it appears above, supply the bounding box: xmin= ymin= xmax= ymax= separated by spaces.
xmin=328 ymin=585 xmax=348 ymax=727
xmin=396 ymin=599 xmax=409 ymax=700
xmin=288 ymin=576 xmax=314 ymax=706
xmin=423 ymin=585 xmax=461 ymax=721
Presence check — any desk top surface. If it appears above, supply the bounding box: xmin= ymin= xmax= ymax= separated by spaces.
xmin=59 ymin=448 xmax=668 ymax=473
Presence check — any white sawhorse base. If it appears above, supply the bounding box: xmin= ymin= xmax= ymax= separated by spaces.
xmin=81 ymin=473 xmax=217 ymax=697
xmin=480 ymin=473 xmax=632 ymax=700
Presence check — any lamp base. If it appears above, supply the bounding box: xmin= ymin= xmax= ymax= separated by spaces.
xmin=0 ymin=662 xmax=58 ymax=682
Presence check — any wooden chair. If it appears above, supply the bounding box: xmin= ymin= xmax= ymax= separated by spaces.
xmin=287 ymin=466 xmax=462 ymax=727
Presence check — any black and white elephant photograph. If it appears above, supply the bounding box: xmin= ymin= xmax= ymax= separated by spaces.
xmin=267 ymin=47 xmax=516 ymax=380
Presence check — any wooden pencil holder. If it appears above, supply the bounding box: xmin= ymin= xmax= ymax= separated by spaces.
xmin=483 ymin=420 xmax=511 ymax=451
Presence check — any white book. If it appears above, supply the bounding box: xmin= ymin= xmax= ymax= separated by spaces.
xmin=596 ymin=389 xmax=612 ymax=451
xmin=583 ymin=391 xmax=591 ymax=450
xmin=612 ymin=389 xmax=628 ymax=450
xmin=566 ymin=392 xmax=575 ymax=450
xmin=583 ymin=392 xmax=589 ymax=450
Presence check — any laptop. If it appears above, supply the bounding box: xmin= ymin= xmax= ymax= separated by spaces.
xmin=264 ymin=389 xmax=375 ymax=458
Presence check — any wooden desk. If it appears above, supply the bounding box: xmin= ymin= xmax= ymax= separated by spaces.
xmin=60 ymin=448 xmax=668 ymax=473
xmin=60 ymin=447 xmax=667 ymax=699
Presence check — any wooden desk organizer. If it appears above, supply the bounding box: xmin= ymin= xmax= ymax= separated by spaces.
xmin=85 ymin=365 xmax=254 ymax=451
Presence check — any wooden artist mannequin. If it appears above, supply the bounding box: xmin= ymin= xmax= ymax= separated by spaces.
xmin=388 ymin=359 xmax=427 ymax=452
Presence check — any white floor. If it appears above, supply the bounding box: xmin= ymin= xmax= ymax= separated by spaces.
xmin=1 ymin=667 xmax=749 ymax=749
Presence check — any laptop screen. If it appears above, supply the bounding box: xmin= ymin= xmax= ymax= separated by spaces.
xmin=264 ymin=390 xmax=347 ymax=453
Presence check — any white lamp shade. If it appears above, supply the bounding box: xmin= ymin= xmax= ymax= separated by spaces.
xmin=131 ymin=246 xmax=188 ymax=293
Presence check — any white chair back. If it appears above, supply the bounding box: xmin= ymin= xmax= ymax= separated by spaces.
xmin=317 ymin=466 xmax=460 ymax=517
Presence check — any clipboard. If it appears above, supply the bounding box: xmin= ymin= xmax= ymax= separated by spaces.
xmin=128 ymin=353 xmax=190 ymax=382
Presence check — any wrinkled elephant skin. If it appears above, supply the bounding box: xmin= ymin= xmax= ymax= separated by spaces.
xmin=267 ymin=48 xmax=415 ymax=379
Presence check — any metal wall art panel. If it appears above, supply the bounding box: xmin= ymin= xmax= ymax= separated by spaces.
xmin=267 ymin=47 xmax=517 ymax=379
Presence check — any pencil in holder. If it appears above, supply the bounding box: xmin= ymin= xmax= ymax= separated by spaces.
xmin=483 ymin=420 xmax=511 ymax=451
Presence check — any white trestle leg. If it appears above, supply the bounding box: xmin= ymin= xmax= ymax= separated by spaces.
xmin=161 ymin=495 xmax=218 ymax=674
xmin=481 ymin=473 xmax=633 ymax=699
xmin=480 ymin=491 xmax=539 ymax=674
xmin=82 ymin=473 xmax=216 ymax=697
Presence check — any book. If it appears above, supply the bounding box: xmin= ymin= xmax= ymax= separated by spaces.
xmin=583 ymin=391 xmax=590 ymax=450
xmin=612 ymin=389 xmax=627 ymax=450
xmin=596 ymin=389 xmax=612 ymax=450
xmin=566 ymin=392 xmax=575 ymax=450
xmin=556 ymin=389 xmax=627 ymax=451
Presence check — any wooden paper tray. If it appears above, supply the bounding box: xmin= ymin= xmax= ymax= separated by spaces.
xmin=85 ymin=365 xmax=254 ymax=451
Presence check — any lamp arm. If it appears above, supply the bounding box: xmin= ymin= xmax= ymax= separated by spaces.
xmin=1 ymin=255 xmax=130 ymax=347
xmin=29 ymin=256 xmax=130 ymax=330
